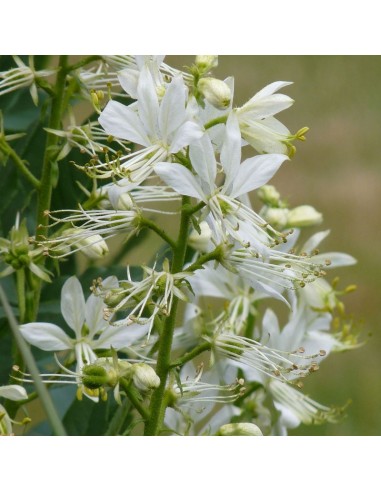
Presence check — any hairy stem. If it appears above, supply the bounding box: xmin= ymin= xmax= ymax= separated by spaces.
xmin=144 ymin=195 xmax=191 ymax=435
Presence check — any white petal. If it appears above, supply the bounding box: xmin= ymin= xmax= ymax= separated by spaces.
xmin=221 ymin=112 xmax=241 ymax=191
xmin=230 ymin=154 xmax=288 ymax=198
xmin=61 ymin=277 xmax=86 ymax=337
xmin=0 ymin=385 xmax=27 ymax=401
xmin=118 ymin=68 xmax=139 ymax=99
xmin=155 ymin=162 xmax=204 ymax=199
xmin=19 ymin=322 xmax=72 ymax=350
xmin=242 ymin=94 xmax=294 ymax=120
xmin=241 ymin=117 xmax=291 ymax=154
xmin=92 ymin=323 xmax=148 ymax=349
xmin=85 ymin=276 xmax=119 ymax=337
xmin=251 ymin=81 xmax=293 ymax=100
xmin=261 ymin=309 xmax=280 ymax=341
xmin=169 ymin=121 xmax=203 ymax=153
xmin=159 ymin=76 xmax=186 ymax=140
xmin=99 ymin=100 xmax=151 ymax=146
xmin=189 ymin=134 xmax=216 ymax=189
xmin=137 ymin=66 xmax=159 ymax=139
xmin=313 ymin=252 xmax=357 ymax=268
xmin=301 ymin=230 xmax=330 ymax=253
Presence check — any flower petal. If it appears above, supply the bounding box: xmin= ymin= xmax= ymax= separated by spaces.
xmin=137 ymin=66 xmax=159 ymax=139
xmin=0 ymin=385 xmax=28 ymax=401
xmin=189 ymin=134 xmax=216 ymax=190
xmin=221 ymin=112 xmax=241 ymax=192
xmin=155 ymin=162 xmax=204 ymax=199
xmin=85 ymin=276 xmax=119 ymax=337
xmin=19 ymin=322 xmax=72 ymax=350
xmin=99 ymin=100 xmax=150 ymax=146
xmin=92 ymin=323 xmax=148 ymax=349
xmin=159 ymin=76 xmax=186 ymax=140
xmin=61 ymin=277 xmax=86 ymax=337
xmin=169 ymin=121 xmax=203 ymax=153
xmin=230 ymin=154 xmax=288 ymax=198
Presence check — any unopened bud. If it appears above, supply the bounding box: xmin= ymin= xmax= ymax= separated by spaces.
xmin=198 ymin=77 xmax=231 ymax=110
xmin=263 ymin=207 xmax=289 ymax=229
xmin=64 ymin=229 xmax=109 ymax=259
xmin=287 ymin=205 xmax=323 ymax=228
xmin=195 ymin=55 xmax=218 ymax=73
xmin=188 ymin=221 xmax=212 ymax=252
xmin=131 ymin=363 xmax=160 ymax=391
xmin=217 ymin=423 xmax=263 ymax=436
xmin=117 ymin=193 xmax=134 ymax=211
xmin=257 ymin=185 xmax=281 ymax=206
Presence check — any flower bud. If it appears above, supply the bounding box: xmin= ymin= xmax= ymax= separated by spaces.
xmin=263 ymin=207 xmax=289 ymax=229
xmin=195 ymin=55 xmax=218 ymax=73
xmin=287 ymin=205 xmax=323 ymax=228
xmin=116 ymin=193 xmax=134 ymax=211
xmin=131 ymin=363 xmax=160 ymax=391
xmin=257 ymin=185 xmax=281 ymax=207
xmin=64 ymin=228 xmax=109 ymax=258
xmin=198 ymin=77 xmax=231 ymax=110
xmin=217 ymin=423 xmax=263 ymax=436
xmin=188 ymin=221 xmax=212 ymax=252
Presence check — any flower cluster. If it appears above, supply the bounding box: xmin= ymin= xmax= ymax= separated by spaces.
xmin=0 ymin=55 xmax=359 ymax=436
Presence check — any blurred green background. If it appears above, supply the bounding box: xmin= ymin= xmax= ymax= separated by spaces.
xmin=169 ymin=56 xmax=381 ymax=435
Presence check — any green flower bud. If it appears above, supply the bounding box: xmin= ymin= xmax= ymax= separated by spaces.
xmin=198 ymin=77 xmax=231 ymax=110
xmin=217 ymin=423 xmax=263 ymax=436
xmin=82 ymin=364 xmax=109 ymax=390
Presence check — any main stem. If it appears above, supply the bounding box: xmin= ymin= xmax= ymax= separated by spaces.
xmin=144 ymin=196 xmax=191 ymax=436
xmin=32 ymin=55 xmax=68 ymax=320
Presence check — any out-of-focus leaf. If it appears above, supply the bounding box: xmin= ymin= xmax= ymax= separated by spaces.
xmin=62 ymin=393 xmax=118 ymax=436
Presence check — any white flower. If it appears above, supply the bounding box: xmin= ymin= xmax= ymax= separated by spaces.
xmin=269 ymin=379 xmax=343 ymax=433
xmin=41 ymin=206 xmax=139 ymax=258
xmin=97 ymin=261 xmax=192 ymax=338
xmin=188 ymin=263 xmax=260 ymax=333
xmin=235 ymin=81 xmax=297 ymax=155
xmin=94 ymin=66 xmax=203 ymax=184
xmin=156 ymin=112 xmax=288 ymax=248
xmin=20 ymin=276 xmax=146 ymax=375
xmin=0 ymin=56 xmax=56 ymax=105
xmin=45 ymin=120 xmax=131 ymax=161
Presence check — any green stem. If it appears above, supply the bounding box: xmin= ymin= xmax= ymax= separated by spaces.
xmin=169 ymin=342 xmax=211 ymax=369
xmin=0 ymin=140 xmax=41 ymax=189
xmin=36 ymin=55 xmax=68 ymax=231
xmin=184 ymin=245 xmax=224 ymax=273
xmin=119 ymin=378 xmax=150 ymax=421
xmin=144 ymin=196 xmax=192 ymax=436
xmin=66 ymin=55 xmax=104 ymax=72
xmin=32 ymin=56 xmax=68 ymax=320
xmin=0 ymin=284 xmax=66 ymax=436
xmin=140 ymin=217 xmax=176 ymax=250
xmin=16 ymin=269 xmax=26 ymax=324
xmin=204 ymin=115 xmax=228 ymax=130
